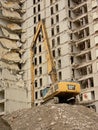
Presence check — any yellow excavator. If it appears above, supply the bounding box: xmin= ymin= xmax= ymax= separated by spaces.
xmin=31 ymin=20 xmax=81 ymax=104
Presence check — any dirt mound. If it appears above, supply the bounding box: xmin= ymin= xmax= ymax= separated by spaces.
xmin=3 ymin=104 xmax=98 ymax=130
xmin=0 ymin=117 xmax=12 ymax=130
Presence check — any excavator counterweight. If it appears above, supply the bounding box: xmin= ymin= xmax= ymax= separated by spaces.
xmin=42 ymin=81 xmax=81 ymax=104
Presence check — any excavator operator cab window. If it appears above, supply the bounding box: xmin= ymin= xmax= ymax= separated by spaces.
xmin=68 ymin=85 xmax=75 ymax=90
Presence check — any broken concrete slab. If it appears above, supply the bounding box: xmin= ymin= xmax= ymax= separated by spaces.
xmin=0 ymin=0 xmax=20 ymax=10
xmin=7 ymin=23 xmax=22 ymax=32
xmin=0 ymin=61 xmax=20 ymax=71
xmin=0 ymin=20 xmax=22 ymax=32
xmin=16 ymin=41 xmax=22 ymax=47
xmin=0 ymin=38 xmax=19 ymax=50
xmin=1 ymin=52 xmax=21 ymax=63
xmin=2 ymin=8 xmax=22 ymax=20
xmin=2 ymin=69 xmax=19 ymax=81
xmin=1 ymin=27 xmax=20 ymax=40
xmin=0 ymin=19 xmax=9 ymax=27
xmin=0 ymin=44 xmax=8 ymax=57
xmin=6 ymin=0 xmax=26 ymax=4
xmin=19 ymin=49 xmax=25 ymax=54
xmin=16 ymin=79 xmax=24 ymax=87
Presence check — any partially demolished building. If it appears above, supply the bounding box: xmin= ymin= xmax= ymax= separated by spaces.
xmin=0 ymin=0 xmax=98 ymax=115
xmin=0 ymin=0 xmax=31 ymax=115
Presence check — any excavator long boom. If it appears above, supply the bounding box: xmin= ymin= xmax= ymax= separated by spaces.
xmin=32 ymin=20 xmax=57 ymax=83
xmin=31 ymin=20 xmax=81 ymax=104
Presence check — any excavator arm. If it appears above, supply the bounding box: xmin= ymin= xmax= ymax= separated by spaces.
xmin=31 ymin=20 xmax=81 ymax=104
xmin=31 ymin=20 xmax=57 ymax=83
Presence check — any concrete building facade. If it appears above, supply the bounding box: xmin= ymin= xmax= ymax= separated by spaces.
xmin=69 ymin=0 xmax=98 ymax=112
xmin=0 ymin=0 xmax=98 ymax=115
xmin=22 ymin=0 xmax=98 ymax=111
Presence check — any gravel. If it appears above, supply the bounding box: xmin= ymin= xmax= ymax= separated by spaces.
xmin=0 ymin=117 xmax=12 ymax=130
xmin=2 ymin=104 xmax=98 ymax=130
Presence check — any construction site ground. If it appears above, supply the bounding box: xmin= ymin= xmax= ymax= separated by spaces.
xmin=1 ymin=104 xmax=98 ymax=130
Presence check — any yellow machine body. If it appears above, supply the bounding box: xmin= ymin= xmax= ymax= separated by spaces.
xmin=43 ymin=82 xmax=81 ymax=102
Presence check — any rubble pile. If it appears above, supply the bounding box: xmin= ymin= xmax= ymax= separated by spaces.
xmin=0 ymin=117 xmax=12 ymax=130
xmin=2 ymin=104 xmax=98 ymax=130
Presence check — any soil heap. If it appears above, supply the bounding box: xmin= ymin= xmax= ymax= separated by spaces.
xmin=1 ymin=104 xmax=98 ymax=130
xmin=0 ymin=117 xmax=12 ymax=130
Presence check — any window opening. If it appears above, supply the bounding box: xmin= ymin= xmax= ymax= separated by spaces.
xmin=56 ymin=14 xmax=59 ymax=22
xmin=38 ymin=4 xmax=40 ymax=12
xmin=39 ymin=67 xmax=42 ymax=74
xmin=39 ymin=56 xmax=42 ymax=64
xmin=35 ymin=80 xmax=37 ymax=87
xmin=56 ymin=25 xmax=60 ymax=33
xmin=52 ymin=39 xmax=55 ymax=48
xmin=51 ymin=28 xmax=54 ymax=36
xmin=55 ymin=4 xmax=58 ymax=12
xmin=51 ymin=7 xmax=54 ymax=15
xmin=57 ymin=36 xmax=60 ymax=45
xmin=35 ymin=91 xmax=38 ymax=99
xmin=40 ymin=78 xmax=42 ymax=86
xmin=52 ymin=50 xmax=56 ymax=57
xmin=58 ymin=71 xmax=62 ymax=80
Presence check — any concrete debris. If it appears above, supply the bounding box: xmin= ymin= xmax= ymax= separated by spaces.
xmin=0 ymin=81 xmax=3 ymax=87
xmin=0 ymin=21 xmax=22 ymax=33
xmin=18 ymin=71 xmax=24 ymax=75
xmin=19 ymin=49 xmax=25 ymax=54
xmin=2 ymin=9 xmax=22 ymax=20
xmin=0 ymin=38 xmax=19 ymax=50
xmin=0 ymin=117 xmax=12 ymax=130
xmin=2 ymin=104 xmax=98 ymax=130
xmin=1 ymin=52 xmax=21 ymax=63
xmin=20 ymin=9 xmax=26 ymax=14
xmin=0 ymin=61 xmax=20 ymax=71
xmin=0 ymin=44 xmax=8 ymax=57
xmin=20 ymin=59 xmax=26 ymax=64
xmin=7 ymin=0 xmax=26 ymax=3
xmin=0 ymin=0 xmax=20 ymax=10
xmin=21 ymin=34 xmax=26 ymax=43
xmin=16 ymin=41 xmax=22 ymax=47
xmin=1 ymin=27 xmax=20 ymax=40
xmin=21 ymin=0 xmax=26 ymax=3
xmin=18 ymin=0 xmax=26 ymax=3
xmin=16 ymin=79 xmax=24 ymax=87
xmin=0 ymin=19 xmax=8 ymax=27
xmin=2 ymin=69 xmax=18 ymax=81
xmin=7 ymin=23 xmax=22 ymax=32
xmin=0 ymin=0 xmax=25 ymax=116
xmin=16 ymin=74 xmax=22 ymax=80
